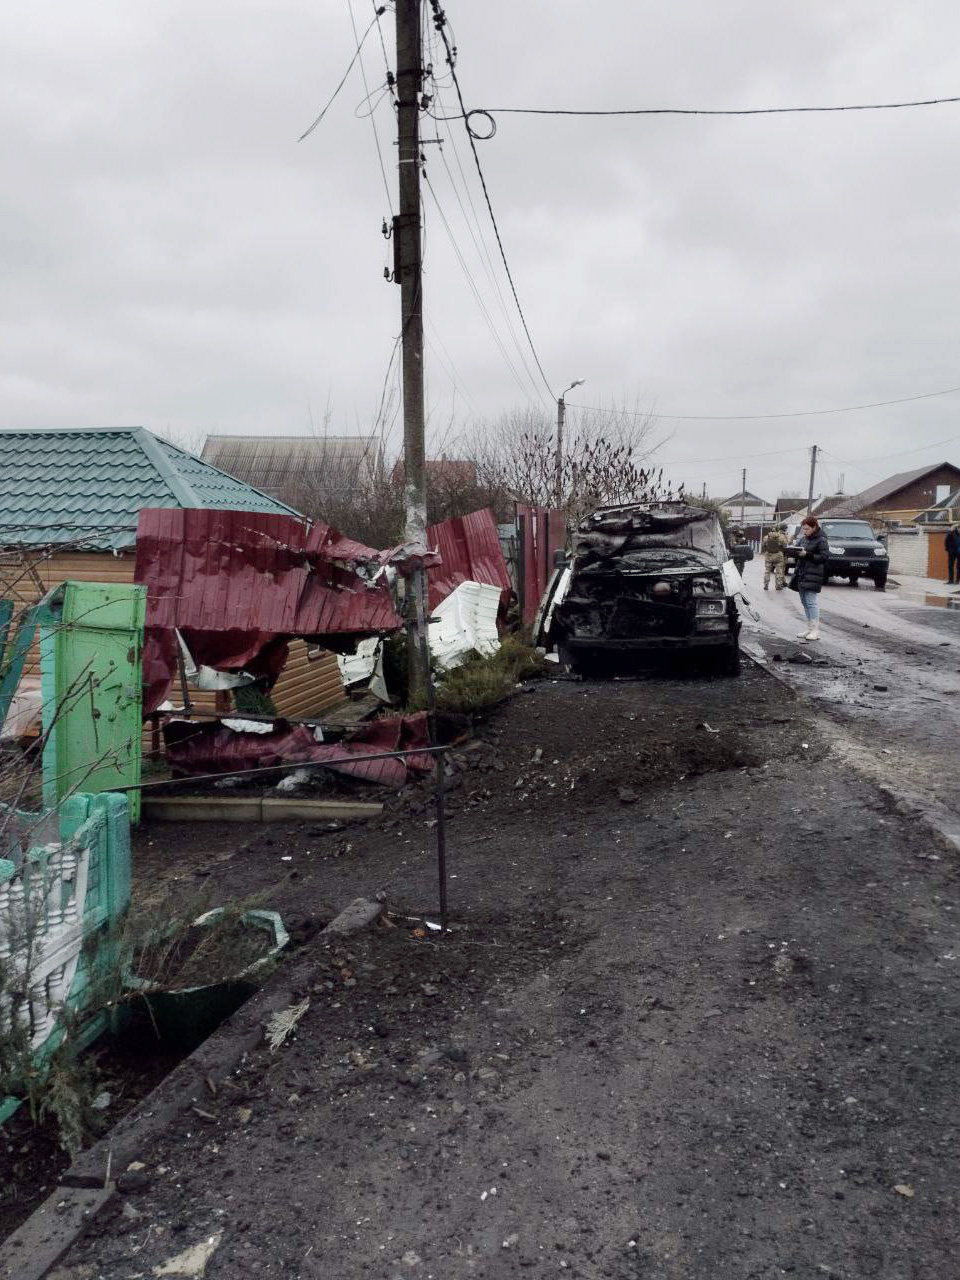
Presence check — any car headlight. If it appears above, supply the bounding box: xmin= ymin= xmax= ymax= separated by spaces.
xmin=874 ymin=545 xmax=887 ymax=556
xmin=695 ymin=598 xmax=726 ymax=616
xmin=828 ymin=543 xmax=845 ymax=555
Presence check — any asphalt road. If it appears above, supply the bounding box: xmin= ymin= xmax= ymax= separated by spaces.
xmin=739 ymin=559 xmax=960 ymax=822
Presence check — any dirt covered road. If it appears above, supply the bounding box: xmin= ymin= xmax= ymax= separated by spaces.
xmin=740 ymin=557 xmax=960 ymax=824
xmin=60 ymin=665 xmax=960 ymax=1279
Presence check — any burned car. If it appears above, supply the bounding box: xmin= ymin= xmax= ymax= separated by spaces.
xmin=543 ymin=502 xmax=742 ymax=677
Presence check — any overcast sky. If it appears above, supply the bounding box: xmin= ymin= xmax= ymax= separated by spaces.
xmin=3 ymin=1 xmax=960 ymax=503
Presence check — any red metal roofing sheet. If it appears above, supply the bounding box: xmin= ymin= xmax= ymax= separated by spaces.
xmin=426 ymin=508 xmax=512 ymax=611
xmin=135 ymin=508 xmax=402 ymax=713
xmin=163 ymin=712 xmax=434 ymax=788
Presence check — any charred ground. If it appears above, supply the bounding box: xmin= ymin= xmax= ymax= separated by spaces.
xmin=45 ymin=664 xmax=960 ymax=1278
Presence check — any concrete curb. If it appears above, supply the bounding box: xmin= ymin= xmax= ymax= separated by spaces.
xmin=0 ymin=899 xmax=387 ymax=1278
xmin=0 ymin=1186 xmax=114 ymax=1280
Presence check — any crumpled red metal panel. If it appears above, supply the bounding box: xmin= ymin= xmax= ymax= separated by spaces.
xmin=426 ymin=508 xmax=512 ymax=612
xmin=136 ymin=509 xmax=402 ymax=714
xmin=163 ymin=712 xmax=435 ymax=788
xmin=517 ymin=504 xmax=566 ymax=624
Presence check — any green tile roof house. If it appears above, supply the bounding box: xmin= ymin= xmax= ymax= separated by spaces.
xmin=0 ymin=428 xmax=347 ymax=723
xmin=0 ymin=426 xmax=301 ymax=551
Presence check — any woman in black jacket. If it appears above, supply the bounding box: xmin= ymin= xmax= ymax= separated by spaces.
xmin=790 ymin=516 xmax=829 ymax=641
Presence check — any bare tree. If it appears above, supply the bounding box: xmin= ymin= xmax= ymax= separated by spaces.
xmin=460 ymin=400 xmax=673 ymax=522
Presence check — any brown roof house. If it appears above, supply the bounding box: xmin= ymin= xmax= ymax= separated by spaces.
xmin=827 ymin=462 xmax=960 ymax=521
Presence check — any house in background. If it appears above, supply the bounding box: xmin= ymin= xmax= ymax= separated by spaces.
xmin=772 ymin=496 xmax=807 ymax=523
xmin=201 ymin=434 xmax=383 ymax=512
xmin=719 ymin=490 xmax=774 ymax=526
xmin=820 ymin=461 xmax=960 ymax=580
xmin=718 ymin=489 xmax=774 ymax=543
xmin=825 ymin=462 xmax=960 ymax=523
xmin=0 ymin=427 xmax=346 ymax=721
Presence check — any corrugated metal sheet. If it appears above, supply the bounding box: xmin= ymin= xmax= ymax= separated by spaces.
xmin=136 ymin=508 xmax=400 ymax=714
xmin=2 ymin=550 xmax=346 ymax=727
xmin=427 ymin=508 xmax=512 ymax=611
xmin=164 ymin=712 xmax=434 ymax=788
xmin=517 ymin=505 xmax=566 ymax=624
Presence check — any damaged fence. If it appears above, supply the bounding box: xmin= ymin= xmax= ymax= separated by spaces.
xmin=0 ymin=791 xmax=132 ymax=1125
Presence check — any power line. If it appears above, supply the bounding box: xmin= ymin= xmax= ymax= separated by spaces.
xmin=348 ymin=0 xmax=394 ymax=215
xmin=662 ymin=444 xmax=810 ymax=467
xmin=428 ymin=0 xmax=555 ymax=401
xmin=574 ymin=382 xmax=960 ymax=423
xmin=423 ymin=171 xmax=544 ymax=407
xmin=435 ymin=93 xmax=960 ymax=126
xmin=426 ymin=83 xmax=549 ymax=407
xmin=298 ymin=8 xmax=385 ymax=141
xmin=822 ymin=431 xmax=960 ymax=469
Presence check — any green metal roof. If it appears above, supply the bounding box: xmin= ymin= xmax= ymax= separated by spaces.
xmin=0 ymin=427 xmax=302 ymax=550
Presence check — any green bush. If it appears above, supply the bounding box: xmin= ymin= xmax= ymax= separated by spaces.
xmin=431 ymin=636 xmax=546 ymax=716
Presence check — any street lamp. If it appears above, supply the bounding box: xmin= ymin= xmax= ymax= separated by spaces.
xmin=556 ymin=378 xmax=585 ymax=505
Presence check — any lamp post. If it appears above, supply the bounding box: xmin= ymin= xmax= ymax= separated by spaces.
xmin=555 ymin=378 xmax=584 ymax=506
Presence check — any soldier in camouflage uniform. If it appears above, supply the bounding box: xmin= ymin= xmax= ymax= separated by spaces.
xmin=761 ymin=524 xmax=788 ymax=590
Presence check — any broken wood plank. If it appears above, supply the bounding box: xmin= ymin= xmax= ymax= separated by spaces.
xmin=142 ymin=796 xmax=382 ymax=822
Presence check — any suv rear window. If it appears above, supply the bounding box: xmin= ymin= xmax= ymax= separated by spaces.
xmin=821 ymin=521 xmax=875 ymax=539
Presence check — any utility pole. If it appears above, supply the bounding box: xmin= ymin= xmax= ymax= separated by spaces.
xmin=555 ymin=395 xmax=566 ymax=506
xmin=806 ymin=444 xmax=818 ymax=516
xmin=739 ymin=467 xmax=746 ymax=526
xmin=555 ymin=379 xmax=584 ymax=508
xmin=394 ymin=0 xmax=428 ymax=684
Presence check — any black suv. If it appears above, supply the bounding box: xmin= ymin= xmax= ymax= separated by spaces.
xmin=786 ymin=518 xmax=888 ymax=589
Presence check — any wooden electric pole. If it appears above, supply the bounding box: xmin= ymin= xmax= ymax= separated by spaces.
xmin=806 ymin=444 xmax=818 ymax=516
xmin=394 ymin=0 xmax=429 ymax=685
xmin=739 ymin=467 xmax=746 ymax=526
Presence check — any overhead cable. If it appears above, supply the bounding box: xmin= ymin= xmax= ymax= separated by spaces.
xmin=433 ymin=94 xmax=960 ymax=132
xmin=427 ymin=82 xmax=549 ymax=406
xmin=573 ymin=382 xmax=960 ymax=423
xmin=423 ymin=172 xmax=545 ymax=407
xmin=348 ymin=0 xmax=394 ymax=213
xmin=298 ymin=8 xmax=385 ymax=141
xmin=429 ymin=0 xmax=556 ymax=401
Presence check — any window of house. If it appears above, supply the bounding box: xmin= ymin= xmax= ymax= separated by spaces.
xmin=936 ymin=484 xmax=952 ymax=503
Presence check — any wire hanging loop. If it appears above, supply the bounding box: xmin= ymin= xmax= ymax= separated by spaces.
xmin=465 ymin=109 xmax=497 ymax=141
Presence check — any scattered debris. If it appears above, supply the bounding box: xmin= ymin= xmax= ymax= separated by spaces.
xmin=318 ymin=897 xmax=385 ymax=940
xmin=265 ymin=998 xmax=310 ymax=1052
xmin=153 ymin=1230 xmax=224 ymax=1277
xmin=893 ymin=1184 xmax=915 ymax=1198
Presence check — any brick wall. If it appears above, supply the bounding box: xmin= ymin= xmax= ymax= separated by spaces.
xmin=886 ymin=528 xmax=928 ymax=577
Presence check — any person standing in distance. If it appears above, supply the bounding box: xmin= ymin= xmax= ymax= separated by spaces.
xmin=944 ymin=524 xmax=960 ymax=585
xmin=761 ymin=523 xmax=788 ymax=590
xmin=789 ymin=516 xmax=829 ymax=641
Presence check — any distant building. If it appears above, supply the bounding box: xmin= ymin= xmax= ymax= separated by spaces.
xmin=391 ymin=458 xmax=478 ymax=489
xmin=772 ymin=496 xmax=807 ymax=523
xmin=719 ymin=490 xmax=774 ymax=527
xmin=201 ymin=434 xmax=383 ymax=510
